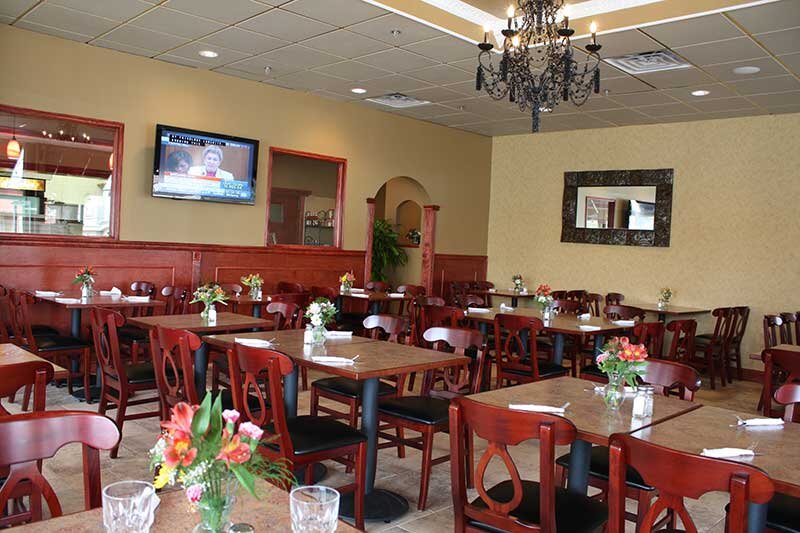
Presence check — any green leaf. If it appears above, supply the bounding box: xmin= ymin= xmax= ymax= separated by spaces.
xmin=208 ymin=393 xmax=223 ymax=448
xmin=231 ymin=464 xmax=258 ymax=499
xmin=191 ymin=393 xmax=213 ymax=438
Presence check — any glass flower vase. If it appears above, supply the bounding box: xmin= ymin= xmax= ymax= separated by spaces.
xmin=603 ymin=371 xmax=626 ymax=410
xmin=248 ymin=286 xmax=259 ymax=299
xmin=81 ymin=282 xmax=93 ymax=300
xmin=201 ymin=303 xmax=215 ymax=321
xmin=311 ymin=325 xmax=327 ymax=345
xmin=193 ymin=475 xmax=237 ymax=533
xmin=340 ymin=283 xmax=351 ymax=295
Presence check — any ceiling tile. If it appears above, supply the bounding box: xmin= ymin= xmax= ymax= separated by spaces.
xmin=213 ymin=66 xmax=271 ymax=81
xmin=704 ymin=57 xmax=789 ymax=81
xmin=14 ymin=20 xmax=91 ymax=42
xmin=572 ymin=30 xmax=661 ymax=59
xmin=157 ymin=54 xmax=208 ymax=69
xmin=651 ymin=114 xmax=709 ymax=124
xmin=600 ymin=76 xmax=653 ymax=94
xmin=726 ymin=0 xmax=800 ymax=34
xmin=674 ymin=37 xmax=765 ymax=67
xmin=94 ymin=38 xmax=157 ymax=57
xmin=588 ymin=108 xmax=654 ymax=126
xmin=641 ymin=14 xmax=743 ymax=48
xmin=437 ymin=96 xmax=494 ymax=116
xmin=635 ymin=102 xmax=697 ymax=117
xmin=357 ymin=48 xmax=438 ymax=73
xmin=200 ymin=27 xmax=289 ymax=54
xmin=282 ymin=0 xmax=387 ymax=27
xmin=756 ymin=27 xmax=800 ymax=56
xmin=610 ymin=91 xmax=677 ymax=107
xmin=748 ymin=90 xmax=800 ymax=108
xmin=311 ymin=89 xmax=358 ymax=102
xmin=304 ymin=29 xmax=388 ymax=58
xmin=635 ymin=67 xmax=714 ymax=89
xmin=405 ymin=64 xmax=473 ymax=85
xmin=225 ymin=54 xmax=301 ymax=77
xmin=402 ymin=35 xmax=477 ymax=63
xmin=259 ymin=44 xmax=342 ymax=69
xmin=166 ymin=41 xmax=250 ymax=67
xmin=572 ymin=96 xmax=625 ymax=112
xmin=768 ymin=104 xmax=800 ymax=115
xmin=663 ymin=83 xmax=738 ymax=102
xmin=22 ymin=4 xmax=117 ymax=37
xmin=49 ymin=0 xmax=152 ymax=22
xmin=349 ymin=13 xmax=443 ymax=46
xmin=403 ymin=85 xmax=466 ymax=103
xmin=238 ymin=9 xmax=335 ymax=41
xmin=394 ymin=103 xmax=458 ymax=119
xmin=103 ymin=24 xmax=190 ymax=52
xmin=0 ymin=15 xmax=13 ymax=24
xmin=689 ymin=96 xmax=756 ymax=113
xmin=779 ymin=52 xmax=800 ymax=76
xmin=0 ymin=0 xmax=38 ymax=19
xmin=702 ymin=108 xmax=765 ymax=120
xmin=428 ymin=112 xmax=485 ymax=126
xmin=164 ymin=0 xmax=270 ymax=24
xmin=270 ymin=70 xmax=353 ymax=92
xmin=442 ymin=79 xmax=483 ymax=95
xmin=313 ymin=60 xmax=390 ymax=81
xmin=132 ymin=7 xmax=224 ymax=39
xmin=727 ymin=74 xmax=800 ymax=96
xmin=333 ymin=74 xmax=431 ymax=97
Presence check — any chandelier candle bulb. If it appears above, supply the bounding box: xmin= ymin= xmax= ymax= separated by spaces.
xmin=590 ymin=22 xmax=598 ymax=44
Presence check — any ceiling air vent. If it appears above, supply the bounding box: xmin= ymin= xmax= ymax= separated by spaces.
xmin=366 ymin=93 xmax=430 ymax=109
xmin=605 ymin=50 xmax=691 ymax=75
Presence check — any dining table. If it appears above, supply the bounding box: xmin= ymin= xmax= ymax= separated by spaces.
xmin=473 ymin=288 xmax=538 ymax=307
xmin=227 ymin=293 xmax=271 ymax=317
xmin=624 ymin=301 xmax=710 ymax=322
xmin=202 ymin=329 xmax=470 ymax=523
xmin=750 ymin=343 xmax=800 ymax=361
xmin=629 ymin=404 xmax=800 ymax=532
xmin=0 ymin=342 xmax=68 ymax=377
xmin=335 ymin=290 xmax=412 ymax=316
xmin=126 ymin=312 xmax=272 ymax=397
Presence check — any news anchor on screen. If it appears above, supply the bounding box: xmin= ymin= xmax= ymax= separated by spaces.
xmin=189 ymin=145 xmax=235 ymax=180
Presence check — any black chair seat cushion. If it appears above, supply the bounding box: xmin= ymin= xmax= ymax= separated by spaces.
xmin=556 ymin=445 xmax=654 ymax=491
xmin=218 ymin=389 xmax=263 ymax=413
xmin=505 ymin=360 xmax=569 ymax=379
xmin=31 ymin=324 xmax=60 ymax=337
xmin=767 ymin=493 xmax=800 ymax=533
xmin=312 ymin=377 xmax=396 ymax=399
xmin=378 ymin=396 xmax=449 ymax=425
xmin=469 ymin=479 xmax=608 ymax=533
xmin=265 ymin=416 xmax=366 ymax=456
xmin=33 ymin=335 xmax=89 ymax=353
xmin=580 ymin=364 xmax=607 ymax=381
xmin=117 ymin=325 xmax=150 ymax=342
xmin=125 ymin=362 xmax=159 ymax=384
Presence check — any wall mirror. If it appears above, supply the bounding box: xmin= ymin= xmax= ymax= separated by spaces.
xmin=562 ymin=169 xmax=673 ymax=247
xmin=266 ymin=148 xmax=345 ymax=247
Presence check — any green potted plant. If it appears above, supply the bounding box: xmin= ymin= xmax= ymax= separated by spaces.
xmin=371 ymin=219 xmax=408 ymax=282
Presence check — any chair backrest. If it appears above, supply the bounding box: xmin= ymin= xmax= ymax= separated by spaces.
xmin=460 ymin=294 xmax=485 ymax=309
xmin=763 ymin=314 xmax=790 ymax=348
xmin=0 ymin=361 xmax=52 ymax=414
xmin=89 ymin=308 xmax=128 ymax=384
xmin=762 ymin=347 xmax=800 ymax=417
xmin=666 ymin=319 xmax=696 ymax=362
xmin=149 ymin=326 xmax=201 ymax=418
xmin=422 ymin=326 xmax=487 ymax=396
xmin=0 ymin=294 xmax=13 ymax=344
xmin=396 ymin=285 xmax=425 ymax=316
xmin=585 ymin=293 xmax=603 ymax=317
xmin=366 ymin=280 xmax=390 ymax=293
xmin=493 ymin=314 xmax=547 ymax=380
xmin=551 ymin=290 xmax=567 ymax=300
xmin=266 ymin=301 xmax=304 ymax=330
xmin=276 ymin=281 xmax=304 ymax=294
xmin=641 ymin=359 xmax=701 ymax=401
xmin=311 ymin=286 xmax=338 ymax=301
xmin=608 ymin=433 xmax=773 ymax=533
xmin=129 ymin=281 xmax=156 ymax=317
xmin=731 ymin=306 xmax=750 ymax=347
xmin=565 ymin=289 xmax=588 ymax=304
xmin=220 ymin=283 xmax=242 ymax=297
xmin=269 ymin=292 xmax=309 ymax=308
xmin=0 ymin=411 xmax=120 ymax=527
xmin=363 ymin=314 xmax=408 ymax=343
xmin=633 ymin=322 xmax=665 ymax=358
xmin=606 ymin=292 xmax=625 ymax=305
xmin=603 ymin=304 xmax=646 ymax=321
xmin=227 ymin=345 xmax=295 ymax=456
xmin=471 ymin=281 xmax=494 ymax=291
xmin=774 ymin=383 xmax=800 ymax=423
xmin=421 ymin=304 xmax=464 ymax=331
xmin=160 ymin=286 xmax=189 ymax=315
xmin=449 ymin=397 xmax=577 ymax=533
xmin=416 ymin=295 xmax=445 ymax=307
xmin=552 ymin=299 xmax=580 ymax=315
xmin=707 ymin=307 xmax=736 ymax=346
xmin=8 ymin=290 xmax=37 ymax=351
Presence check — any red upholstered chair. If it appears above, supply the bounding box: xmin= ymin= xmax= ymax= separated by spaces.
xmin=276 ymin=281 xmax=304 ymax=294
xmin=607 ymin=433 xmax=773 ymax=533
xmin=605 ymin=292 xmax=625 ymax=306
xmin=0 ymin=411 xmax=119 ymax=528
xmin=493 ymin=314 xmax=568 ymax=387
xmin=449 ymin=397 xmax=608 ymax=533
xmin=227 ymin=345 xmax=367 ymax=530
xmin=89 ymin=308 xmax=160 ymax=458
xmin=0 ymin=361 xmax=52 ymax=415
xmin=665 ymin=319 xmax=696 ymax=362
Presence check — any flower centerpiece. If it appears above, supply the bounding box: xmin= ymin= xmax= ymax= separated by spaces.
xmin=339 ymin=272 xmax=356 ymax=295
xmin=658 ymin=287 xmax=673 ymax=309
xmin=191 ymin=283 xmax=228 ymax=321
xmin=240 ymin=274 xmax=264 ymax=299
xmin=595 ymin=336 xmax=649 ymax=410
xmin=533 ymin=284 xmax=554 ymax=319
xmin=150 ymin=395 xmax=292 ymax=533
xmin=511 ymin=274 xmax=524 ymax=293
xmin=72 ymin=266 xmax=96 ymax=299
xmin=406 ymin=228 xmax=421 ymax=245
xmin=306 ymin=297 xmax=337 ymax=345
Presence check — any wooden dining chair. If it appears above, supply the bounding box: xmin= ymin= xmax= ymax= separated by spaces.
xmin=471 ymin=281 xmax=493 ymax=307
xmin=585 ymin=293 xmax=603 ymax=317
xmin=377 ymin=326 xmax=487 ymax=510
xmin=270 ymin=301 xmax=308 ymax=390
xmin=459 ymin=294 xmax=486 ymax=309
xmin=632 ymin=322 xmax=665 ymax=358
xmin=365 ymin=280 xmax=390 ymax=293
xmin=89 ymin=308 xmax=160 ymax=458
xmin=0 ymin=411 xmax=119 ymax=528
xmin=665 ymin=319 xmax=696 ymax=362
xmin=115 ymin=281 xmax=158 ymax=364
xmin=691 ymin=307 xmax=735 ymax=389
xmin=608 ymin=433 xmax=772 ymax=533
xmin=450 ymin=397 xmax=608 ymax=533
xmin=0 ymin=361 xmax=52 ymax=415
xmin=228 ymin=344 xmax=367 ymax=530
xmin=127 ymin=281 xmax=156 ymax=317
xmin=603 ymin=304 xmax=645 ymax=321
xmin=160 ymin=286 xmax=189 ymax=315
xmin=219 ymin=283 xmax=243 ymax=297
xmin=760 ymin=347 xmax=800 ymax=418
xmin=605 ymin=292 xmax=625 ymax=306
xmin=722 ymin=306 xmax=750 ymax=383
xmin=558 ymin=359 xmax=702 ymax=529
xmin=566 ymin=289 xmax=588 ymax=304
xmin=493 ymin=314 xmax=568 ymax=387
xmin=276 ymin=281 xmax=305 ymax=294
xmin=764 ymin=314 xmax=793 ymax=348
xmin=268 ymin=292 xmax=310 ymax=308
xmin=310 ymin=286 xmax=338 ymax=301
xmin=448 ymin=281 xmax=472 ymax=307
xmin=0 ymin=289 xmax=57 ymax=341
xmin=421 ymin=304 xmax=464 ymax=333
xmin=553 ymin=299 xmax=581 ymax=314
xmin=551 ymin=290 xmax=567 ymax=300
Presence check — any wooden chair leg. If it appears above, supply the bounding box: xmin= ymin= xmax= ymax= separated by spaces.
xmin=465 ymin=428 xmax=474 ymax=490
xmin=708 ymin=355 xmax=717 ymax=390
xmin=111 ymin=396 xmax=127 ymax=459
xmin=304 ymin=463 xmax=315 ymax=485
xmin=309 ymin=387 xmax=319 ymax=417
xmin=131 ymin=341 xmax=139 ymax=364
xmin=407 ymin=372 xmax=416 ymax=392
xmin=21 ymin=384 xmax=32 ymax=412
xmin=555 ymin=464 xmax=567 ymax=488
xmin=301 ymin=367 xmax=308 ymax=391
xmin=636 ymin=490 xmax=653 ymax=530
xmin=82 ymin=349 xmax=92 ymax=404
xmin=354 ymin=441 xmax=366 ymax=531
xmin=418 ymin=429 xmax=434 ymax=510
xmin=395 ymin=426 xmax=406 ymax=458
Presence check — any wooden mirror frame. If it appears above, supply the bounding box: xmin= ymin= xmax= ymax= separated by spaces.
xmin=264 ymin=147 xmax=346 ymax=249
xmin=561 ymin=168 xmax=674 ymax=247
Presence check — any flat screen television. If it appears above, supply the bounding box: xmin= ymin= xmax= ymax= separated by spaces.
xmin=152 ymin=124 xmax=258 ymax=204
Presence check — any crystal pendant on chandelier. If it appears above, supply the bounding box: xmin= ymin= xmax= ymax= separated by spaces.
xmin=475 ymin=1 xmax=603 ymax=132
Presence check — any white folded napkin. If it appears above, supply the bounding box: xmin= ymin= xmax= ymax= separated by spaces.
xmin=388 ymin=293 xmax=405 ymax=298
xmin=519 ymin=290 xmax=529 ymax=295
xmin=509 ymin=404 xmax=565 ymax=414
xmin=701 ymin=448 xmax=755 ymax=459
xmin=578 ymin=325 xmax=602 ymax=331
xmin=349 ymin=288 xmax=365 ymax=294
xmin=499 ymin=303 xmax=515 ymax=312
xmin=737 ymin=418 xmax=784 ymax=427
xmin=578 ymin=313 xmax=591 ymax=321
xmin=55 ymin=297 xmax=81 ymax=304
xmin=234 ymin=338 xmax=274 ymax=348
xmin=99 ymin=287 xmax=122 ymax=296
xmin=312 ymin=356 xmax=356 ymax=365
xmin=488 ymin=288 xmax=497 ymax=293
xmin=593 ymin=385 xmax=636 ymax=395
xmin=325 ymin=331 xmax=353 ymax=339
xmin=613 ymin=319 xmax=636 ymax=326
xmin=35 ymin=290 xmax=61 ymax=297
xmin=468 ymin=307 xmax=491 ymax=313
xmin=348 ymin=293 xmax=370 ymax=299
xmin=124 ymin=295 xmax=150 ymax=303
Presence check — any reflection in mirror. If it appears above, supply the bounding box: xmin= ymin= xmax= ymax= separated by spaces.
xmin=268 ymin=150 xmax=343 ymax=246
xmin=576 ymin=186 xmax=656 ymax=230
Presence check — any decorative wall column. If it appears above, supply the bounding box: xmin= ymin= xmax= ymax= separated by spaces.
xmin=420 ymin=204 xmax=440 ymax=294
xmin=364 ymin=198 xmax=376 ymax=283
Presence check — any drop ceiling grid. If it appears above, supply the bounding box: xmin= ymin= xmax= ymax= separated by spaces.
xmin=2 ymin=0 xmax=800 ymax=137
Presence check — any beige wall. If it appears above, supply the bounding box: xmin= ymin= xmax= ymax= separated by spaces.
xmin=0 ymin=25 xmax=492 ymax=254
xmin=489 ymin=113 xmax=800 ymax=366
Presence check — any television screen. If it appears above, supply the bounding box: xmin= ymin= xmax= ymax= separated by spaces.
xmin=152 ymin=124 xmax=258 ymax=204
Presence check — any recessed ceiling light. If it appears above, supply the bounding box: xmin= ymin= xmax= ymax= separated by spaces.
xmin=198 ymin=50 xmax=219 ymax=58
xmin=733 ymin=65 xmax=761 ymax=75
xmin=350 ymin=87 xmax=367 ymax=94
xmin=691 ymin=90 xmax=710 ymax=97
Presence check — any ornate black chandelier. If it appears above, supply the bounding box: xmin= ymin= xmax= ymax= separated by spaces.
xmin=476 ymin=1 xmax=603 ymax=132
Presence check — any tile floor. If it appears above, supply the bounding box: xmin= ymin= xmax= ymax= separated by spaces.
xmin=4 ymin=373 xmax=765 ymax=532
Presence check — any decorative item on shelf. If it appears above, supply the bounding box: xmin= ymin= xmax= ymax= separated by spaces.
xmin=149 ymin=397 xmax=292 ymax=533
xmin=317 ymin=210 xmax=329 ymax=228
xmin=657 ymin=287 xmax=673 ymax=309
xmin=533 ymin=283 xmax=554 ymax=320
xmin=72 ymin=265 xmax=96 ymax=300
xmin=511 ymin=274 xmax=525 ymax=293
xmin=305 ymin=297 xmax=337 ymax=346
xmin=240 ymin=274 xmax=264 ymax=300
xmin=406 ymin=228 xmax=421 ymax=245
xmin=190 ymin=283 xmax=228 ymax=322
xmin=306 ymin=215 xmax=319 ymax=227
xmin=595 ymin=336 xmax=649 ymax=410
xmin=339 ymin=272 xmax=355 ymax=295
xmin=371 ymin=219 xmax=408 ymax=282
xmin=326 ymin=209 xmax=335 ymax=227
xmin=475 ymin=1 xmax=603 ymax=132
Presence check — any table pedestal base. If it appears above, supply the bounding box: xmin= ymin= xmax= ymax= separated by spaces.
xmin=339 ymin=489 xmax=409 ymax=523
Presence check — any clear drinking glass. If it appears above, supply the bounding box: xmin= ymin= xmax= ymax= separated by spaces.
xmin=290 ymin=485 xmax=340 ymax=533
xmin=102 ymin=480 xmax=159 ymax=533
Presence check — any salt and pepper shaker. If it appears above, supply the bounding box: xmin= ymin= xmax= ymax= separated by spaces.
xmin=303 ymin=324 xmax=313 ymax=345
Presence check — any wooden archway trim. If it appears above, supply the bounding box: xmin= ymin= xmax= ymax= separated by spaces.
xmin=421 ymin=204 xmax=440 ymax=294
xmin=364 ymin=198 xmax=376 ymax=284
